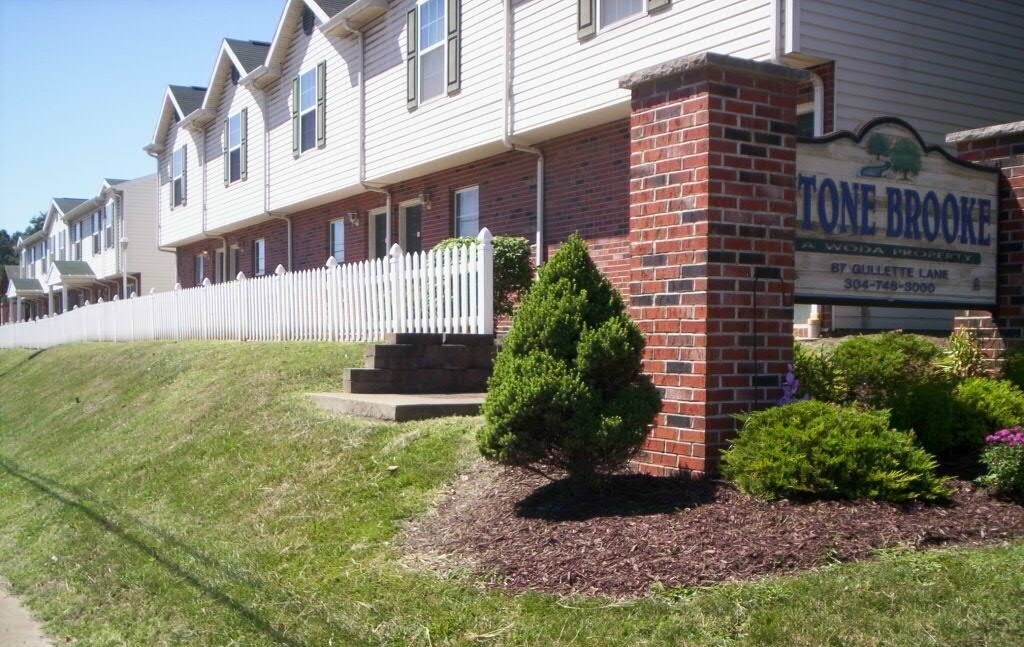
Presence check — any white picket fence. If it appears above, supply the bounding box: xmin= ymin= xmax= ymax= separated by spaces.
xmin=0 ymin=229 xmax=494 ymax=350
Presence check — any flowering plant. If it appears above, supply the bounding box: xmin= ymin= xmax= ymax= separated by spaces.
xmin=978 ymin=425 xmax=1024 ymax=496
xmin=777 ymin=365 xmax=810 ymax=406
xmin=986 ymin=426 xmax=1024 ymax=446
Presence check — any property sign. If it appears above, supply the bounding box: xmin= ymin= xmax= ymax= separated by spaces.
xmin=794 ymin=118 xmax=999 ymax=308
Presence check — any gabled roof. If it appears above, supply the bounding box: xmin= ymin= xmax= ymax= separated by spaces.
xmin=6 ymin=277 xmax=43 ymax=297
xmin=201 ymin=39 xmax=272 ymax=111
xmin=264 ymin=0 xmax=371 ymax=76
xmin=316 ymin=0 xmax=359 ymax=17
xmin=4 ymin=265 xmax=21 ymax=280
xmin=104 ymin=178 xmax=128 ymax=187
xmin=53 ymin=198 xmax=87 ymax=214
xmin=147 ymin=85 xmax=208 ymax=153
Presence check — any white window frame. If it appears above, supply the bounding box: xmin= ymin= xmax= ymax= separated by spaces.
xmin=329 ymin=219 xmax=345 ymax=263
xmin=298 ymin=68 xmax=318 ymax=154
xmin=172 ymin=147 xmax=185 ymax=207
xmin=399 ymin=199 xmax=423 ymax=252
xmin=598 ymin=0 xmax=644 ymax=31
xmin=91 ymin=211 xmax=102 ymax=254
xmin=253 ymin=238 xmax=266 ymax=276
xmin=417 ymin=0 xmax=446 ymax=103
xmin=454 ymin=186 xmax=480 ymax=238
xmin=368 ymin=207 xmax=388 ymax=260
xmin=227 ymin=112 xmax=243 ymax=183
xmin=104 ymin=201 xmax=115 ymax=250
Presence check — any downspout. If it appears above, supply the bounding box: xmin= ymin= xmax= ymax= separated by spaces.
xmin=502 ymin=0 xmax=545 ymax=266
xmin=254 ymin=79 xmax=294 ymax=271
xmin=196 ymin=125 xmax=228 ymax=280
xmin=346 ymin=19 xmax=392 ymax=248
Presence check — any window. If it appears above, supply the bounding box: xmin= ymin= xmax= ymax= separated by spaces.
xmin=299 ymin=68 xmax=317 ymax=153
xmin=454 ymin=186 xmax=479 ymax=237
xmin=91 ymin=211 xmax=102 ymax=254
xmin=172 ymin=147 xmax=186 ymax=206
xmin=418 ymin=0 xmax=446 ymax=102
xmin=194 ymin=254 xmax=205 ymax=284
xmin=58 ymin=231 xmax=66 ymax=260
xmin=227 ymin=113 xmax=242 ymax=183
xmin=104 ymin=202 xmax=115 ymax=249
xmin=599 ymin=0 xmax=643 ymax=28
xmin=71 ymin=221 xmax=83 ymax=260
xmin=329 ymin=220 xmax=345 ymax=262
xmin=253 ymin=239 xmax=266 ymax=276
xmin=797 ymin=103 xmax=817 ymax=138
xmin=215 ymin=249 xmax=226 ymax=283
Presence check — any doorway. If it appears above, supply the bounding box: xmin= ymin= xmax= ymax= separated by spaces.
xmin=400 ymin=202 xmax=423 ymax=254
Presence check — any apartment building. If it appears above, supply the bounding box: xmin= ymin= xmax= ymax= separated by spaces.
xmin=5 ymin=175 xmax=176 ymax=322
xmin=148 ymin=0 xmax=1024 ymax=331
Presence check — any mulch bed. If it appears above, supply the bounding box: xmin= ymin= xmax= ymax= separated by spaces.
xmin=400 ymin=462 xmax=1024 ymax=597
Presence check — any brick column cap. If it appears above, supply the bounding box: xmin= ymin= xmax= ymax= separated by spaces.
xmin=947 ymin=120 xmax=1024 ymax=145
xmin=618 ymin=51 xmax=812 ymax=90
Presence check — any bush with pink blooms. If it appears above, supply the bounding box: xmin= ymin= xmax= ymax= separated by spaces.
xmin=977 ymin=426 xmax=1024 ymax=496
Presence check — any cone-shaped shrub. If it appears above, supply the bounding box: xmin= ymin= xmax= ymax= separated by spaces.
xmin=479 ymin=234 xmax=661 ymax=488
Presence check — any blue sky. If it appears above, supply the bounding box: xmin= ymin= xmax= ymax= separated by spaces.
xmin=0 ymin=0 xmax=285 ymax=234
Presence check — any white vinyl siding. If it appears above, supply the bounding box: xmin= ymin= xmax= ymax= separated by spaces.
xmin=513 ymin=0 xmax=774 ymax=136
xmin=796 ymin=0 xmax=1024 ymax=146
xmin=121 ymin=174 xmax=176 ymax=293
xmin=207 ymin=68 xmax=265 ymax=233
xmin=266 ymin=9 xmax=360 ymax=212
xmin=158 ymin=123 xmax=203 ymax=246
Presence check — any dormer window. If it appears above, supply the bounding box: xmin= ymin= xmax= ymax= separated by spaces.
xmin=302 ymin=6 xmax=315 ymax=35
xmin=224 ymin=110 xmax=247 ymax=184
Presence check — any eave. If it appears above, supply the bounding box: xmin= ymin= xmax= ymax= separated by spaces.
xmin=321 ymin=0 xmax=388 ymax=35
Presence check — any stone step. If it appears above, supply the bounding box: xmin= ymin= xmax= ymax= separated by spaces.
xmin=310 ymin=392 xmax=485 ymax=422
xmin=383 ymin=332 xmax=494 ymax=347
xmin=365 ymin=344 xmax=494 ymax=370
xmin=344 ymin=367 xmax=491 ymax=394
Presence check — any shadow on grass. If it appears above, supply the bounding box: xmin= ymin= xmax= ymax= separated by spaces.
xmin=0 ymin=456 xmax=356 ymax=647
xmin=515 ymin=473 xmax=721 ymax=521
xmin=0 ymin=349 xmax=46 ymax=379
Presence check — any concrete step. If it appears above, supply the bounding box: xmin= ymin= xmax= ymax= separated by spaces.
xmin=366 ymin=344 xmax=494 ymax=370
xmin=344 ymin=367 xmax=491 ymax=394
xmin=383 ymin=332 xmax=494 ymax=347
xmin=310 ymin=392 xmax=485 ymax=421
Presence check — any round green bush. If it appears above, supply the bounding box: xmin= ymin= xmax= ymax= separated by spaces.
xmin=792 ymin=343 xmax=838 ymax=401
xmin=479 ymin=234 xmax=661 ymax=488
xmin=889 ymin=379 xmax=957 ymax=455
xmin=434 ymin=235 xmax=533 ymax=318
xmin=951 ymin=378 xmax=1024 ymax=448
xmin=829 ymin=332 xmax=942 ymax=408
xmin=721 ymin=400 xmax=950 ymax=502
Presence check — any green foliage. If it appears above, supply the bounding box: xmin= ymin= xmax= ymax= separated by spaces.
xmin=479 ymin=234 xmax=660 ymax=486
xmin=866 ymin=132 xmax=891 ymax=159
xmin=977 ymin=444 xmax=1024 ymax=497
xmin=793 ymin=343 xmax=838 ymax=401
xmin=829 ymin=333 xmax=942 ymax=409
xmin=939 ymin=329 xmax=987 ymax=379
xmin=435 ymin=235 xmax=533 ymax=318
xmin=889 ymin=379 xmax=958 ymax=455
xmin=951 ymin=378 xmax=1024 ymax=448
xmin=1001 ymin=345 xmax=1024 ymax=390
xmin=721 ymin=401 xmax=950 ymax=502
xmin=889 ymin=139 xmax=922 ymax=179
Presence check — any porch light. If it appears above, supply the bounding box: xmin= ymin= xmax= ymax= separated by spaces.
xmin=347 ymin=211 xmax=361 ymax=226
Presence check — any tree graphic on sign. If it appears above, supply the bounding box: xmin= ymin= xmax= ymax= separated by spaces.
xmin=889 ymin=139 xmax=922 ymax=179
xmin=866 ymin=132 xmax=891 ymax=159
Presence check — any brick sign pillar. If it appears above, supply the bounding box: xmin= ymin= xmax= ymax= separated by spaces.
xmin=620 ymin=53 xmax=809 ymax=476
xmin=950 ymin=126 xmax=1024 ymax=365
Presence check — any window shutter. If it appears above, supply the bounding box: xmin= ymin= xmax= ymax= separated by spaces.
xmin=647 ymin=0 xmax=671 ymax=12
xmin=446 ymin=0 xmax=461 ymax=94
xmin=316 ymin=61 xmax=326 ymax=148
xmin=578 ymin=0 xmax=596 ymax=40
xmin=181 ymin=145 xmax=188 ymax=206
xmin=240 ymin=108 xmax=248 ymax=180
xmin=222 ymin=119 xmax=230 ymax=187
xmin=291 ymin=75 xmax=300 ymax=155
xmin=406 ymin=8 xmax=418 ymax=110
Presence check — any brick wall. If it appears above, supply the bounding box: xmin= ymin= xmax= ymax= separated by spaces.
xmin=623 ymin=53 xmax=804 ymax=476
xmin=174 ymin=121 xmax=632 ymax=290
xmin=954 ymin=131 xmax=1024 ymax=363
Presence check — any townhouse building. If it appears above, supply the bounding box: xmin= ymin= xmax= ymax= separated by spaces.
xmin=5 ymin=175 xmax=176 ymax=322
xmin=148 ymin=0 xmax=1024 ymax=332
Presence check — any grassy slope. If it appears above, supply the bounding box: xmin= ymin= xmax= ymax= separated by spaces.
xmin=0 ymin=342 xmax=1021 ymax=646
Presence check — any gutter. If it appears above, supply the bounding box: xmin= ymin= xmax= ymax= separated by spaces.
xmin=503 ymin=0 xmax=545 ymax=266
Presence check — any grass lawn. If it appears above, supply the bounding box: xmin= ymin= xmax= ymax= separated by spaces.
xmin=0 ymin=341 xmax=1021 ymax=646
